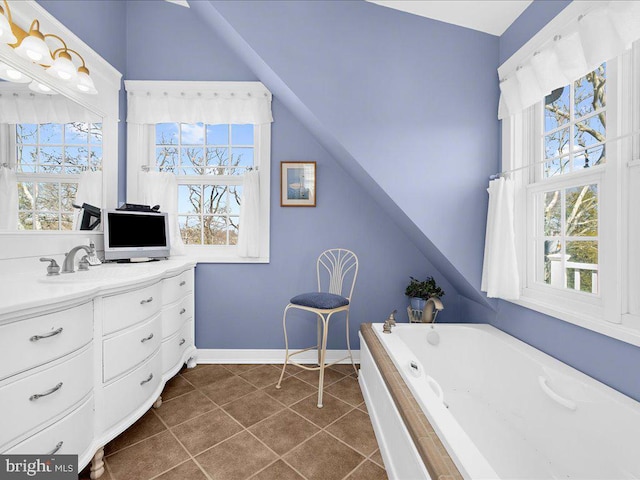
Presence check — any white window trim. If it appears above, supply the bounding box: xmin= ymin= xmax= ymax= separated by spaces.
xmin=503 ymin=47 xmax=640 ymax=347
xmin=125 ymin=81 xmax=271 ymax=264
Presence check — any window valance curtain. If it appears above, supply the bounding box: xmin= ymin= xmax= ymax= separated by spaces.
xmin=125 ymin=81 xmax=273 ymax=125
xmin=0 ymin=87 xmax=101 ymax=124
xmin=498 ymin=1 xmax=640 ymax=119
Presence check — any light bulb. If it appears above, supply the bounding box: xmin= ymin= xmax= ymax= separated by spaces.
xmin=47 ymin=51 xmax=77 ymax=82
xmin=28 ymin=80 xmax=58 ymax=95
xmin=0 ymin=61 xmax=31 ymax=83
xmin=14 ymin=28 xmax=52 ymax=66
xmin=75 ymin=66 xmax=97 ymax=94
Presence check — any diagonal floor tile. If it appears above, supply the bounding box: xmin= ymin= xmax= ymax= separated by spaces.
xmin=222 ymin=390 xmax=284 ymax=427
xmin=370 ymin=449 xmax=385 ymax=469
xmin=161 ymin=374 xmax=195 ymax=401
xmin=195 ymin=431 xmax=277 ymax=480
xmin=249 ymin=460 xmax=304 ymax=480
xmin=105 ymin=410 xmax=166 ymax=456
xmin=326 ymin=409 xmax=379 ymax=456
xmin=200 ymin=375 xmax=257 ymax=406
xmin=180 ymin=364 xmax=235 ymax=387
xmin=171 ymin=409 xmax=243 ymax=455
xmin=239 ymin=364 xmax=285 ymax=388
xmin=295 ymin=367 xmax=346 ymax=388
xmin=264 ymin=375 xmax=316 ymax=406
xmin=249 ymin=410 xmax=319 ymax=455
xmin=290 ymin=392 xmax=353 ymax=428
xmin=328 ymin=363 xmax=359 ymax=376
xmin=106 ymin=430 xmax=189 ymax=480
xmin=284 ymin=431 xmax=365 ymax=480
xmin=154 ymin=390 xmax=216 ymax=427
xmin=324 ymin=376 xmax=364 ymax=407
xmin=346 ymin=460 xmax=388 ymax=480
xmin=221 ymin=364 xmax=261 ymax=374
xmin=153 ymin=460 xmax=209 ymax=480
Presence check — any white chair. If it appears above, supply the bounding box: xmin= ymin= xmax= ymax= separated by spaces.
xmin=276 ymin=249 xmax=359 ymax=408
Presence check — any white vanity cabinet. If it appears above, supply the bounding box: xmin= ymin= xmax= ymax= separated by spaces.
xmin=0 ymin=260 xmax=196 ymax=479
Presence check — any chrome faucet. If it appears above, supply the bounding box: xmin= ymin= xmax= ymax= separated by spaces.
xmin=62 ymin=245 xmax=92 ymax=273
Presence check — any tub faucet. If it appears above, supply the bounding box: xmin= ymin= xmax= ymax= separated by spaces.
xmin=62 ymin=245 xmax=92 ymax=273
xmin=423 ymin=297 xmax=444 ymax=323
xmin=382 ymin=310 xmax=397 ymax=334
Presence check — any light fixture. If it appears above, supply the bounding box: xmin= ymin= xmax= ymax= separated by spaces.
xmin=28 ymin=79 xmax=58 ymax=95
xmin=0 ymin=0 xmax=96 ymax=94
xmin=0 ymin=60 xmax=30 ymax=83
xmin=0 ymin=2 xmax=16 ymax=43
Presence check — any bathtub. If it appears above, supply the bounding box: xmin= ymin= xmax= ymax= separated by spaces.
xmin=359 ymin=323 xmax=640 ymax=480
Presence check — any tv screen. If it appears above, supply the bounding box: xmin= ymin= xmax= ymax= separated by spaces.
xmin=103 ymin=210 xmax=170 ymax=261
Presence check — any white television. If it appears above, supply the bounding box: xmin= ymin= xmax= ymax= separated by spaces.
xmin=103 ymin=209 xmax=170 ymax=261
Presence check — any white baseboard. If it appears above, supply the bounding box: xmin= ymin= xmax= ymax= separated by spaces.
xmin=196 ymin=348 xmax=360 ymax=365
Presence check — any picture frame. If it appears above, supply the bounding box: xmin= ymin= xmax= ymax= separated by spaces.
xmin=280 ymin=161 xmax=316 ymax=207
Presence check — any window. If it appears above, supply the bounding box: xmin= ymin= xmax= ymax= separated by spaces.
xmin=154 ymin=122 xmax=253 ymax=246
xmin=125 ymin=81 xmax=272 ymax=263
xmin=504 ymin=44 xmax=640 ymax=345
xmin=14 ymin=122 xmax=102 ymax=230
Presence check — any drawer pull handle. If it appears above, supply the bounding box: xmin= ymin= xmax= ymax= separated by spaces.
xmin=179 ymin=281 xmax=186 ymax=286
xmin=141 ymin=333 xmax=154 ymax=343
xmin=30 ymin=327 xmax=63 ymax=342
xmin=30 ymin=382 xmax=63 ymax=401
xmin=140 ymin=373 xmax=153 ymax=386
xmin=179 ymin=338 xmax=186 ymax=346
xmin=48 ymin=441 xmax=64 ymax=455
xmin=179 ymin=308 xmax=186 ymax=315
xmin=140 ymin=297 xmax=154 ymax=305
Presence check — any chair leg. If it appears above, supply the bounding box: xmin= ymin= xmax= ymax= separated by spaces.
xmin=317 ymin=313 xmax=330 ymax=408
xmin=345 ymin=311 xmax=358 ymax=377
xmin=276 ymin=305 xmax=291 ymax=390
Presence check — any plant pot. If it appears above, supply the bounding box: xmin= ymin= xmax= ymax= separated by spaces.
xmin=409 ymin=297 xmax=426 ymax=311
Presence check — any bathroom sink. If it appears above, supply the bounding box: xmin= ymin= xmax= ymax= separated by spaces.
xmin=37 ymin=270 xmax=106 ymax=284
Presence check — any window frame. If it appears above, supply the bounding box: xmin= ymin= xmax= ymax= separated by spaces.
xmin=125 ymin=81 xmax=271 ymax=264
xmin=503 ymin=46 xmax=640 ymax=347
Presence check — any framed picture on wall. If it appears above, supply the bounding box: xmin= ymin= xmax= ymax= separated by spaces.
xmin=280 ymin=161 xmax=316 ymax=207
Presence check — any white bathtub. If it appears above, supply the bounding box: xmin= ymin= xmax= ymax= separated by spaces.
xmin=359 ymin=323 xmax=640 ymax=479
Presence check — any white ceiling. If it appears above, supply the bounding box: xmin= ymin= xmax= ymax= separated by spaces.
xmin=367 ymin=0 xmax=533 ymax=36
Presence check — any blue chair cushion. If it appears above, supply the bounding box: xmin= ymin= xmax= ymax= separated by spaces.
xmin=290 ymin=292 xmax=349 ymax=309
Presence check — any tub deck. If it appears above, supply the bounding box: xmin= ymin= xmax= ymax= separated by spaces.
xmin=360 ymin=323 xmax=462 ymax=479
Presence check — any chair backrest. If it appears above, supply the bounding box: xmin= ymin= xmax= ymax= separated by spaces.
xmin=317 ymin=249 xmax=358 ymax=301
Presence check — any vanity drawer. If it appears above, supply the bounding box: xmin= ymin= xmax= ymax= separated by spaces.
xmin=162 ymin=269 xmax=194 ymax=305
xmin=101 ymin=350 xmax=161 ymax=430
xmin=6 ymin=395 xmax=93 ymax=459
xmin=0 ymin=302 xmax=93 ymax=381
xmin=103 ymin=313 xmax=161 ymax=383
xmin=162 ymin=319 xmax=194 ymax=374
xmin=162 ymin=294 xmax=193 ymax=339
xmin=0 ymin=346 xmax=93 ymax=449
xmin=103 ymin=282 xmax=162 ymax=335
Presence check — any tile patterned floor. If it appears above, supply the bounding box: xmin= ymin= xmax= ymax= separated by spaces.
xmin=81 ymin=364 xmax=387 ymax=480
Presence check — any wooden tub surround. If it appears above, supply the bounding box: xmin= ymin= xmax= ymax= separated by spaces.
xmin=360 ymin=323 xmax=462 ymax=480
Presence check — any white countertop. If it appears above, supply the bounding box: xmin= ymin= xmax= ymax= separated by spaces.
xmin=0 ymin=258 xmax=196 ymax=322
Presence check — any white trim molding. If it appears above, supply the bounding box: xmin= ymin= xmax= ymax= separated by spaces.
xmin=196 ymin=349 xmax=360 ymax=365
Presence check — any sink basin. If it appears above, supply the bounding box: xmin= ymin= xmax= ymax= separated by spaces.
xmin=37 ymin=270 xmax=106 ymax=284
xmin=36 ymin=264 xmax=161 ymax=285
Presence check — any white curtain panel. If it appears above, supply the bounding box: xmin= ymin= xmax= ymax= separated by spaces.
xmin=481 ymin=177 xmax=520 ymax=300
xmin=72 ymin=171 xmax=103 ymax=230
xmin=498 ymin=1 xmax=640 ymax=119
xmin=0 ymin=86 xmax=101 ymax=124
xmin=0 ymin=166 xmax=18 ymax=230
xmin=127 ymin=90 xmax=273 ymax=125
xmin=237 ymin=169 xmax=260 ymax=258
xmin=139 ymin=171 xmax=186 ymax=256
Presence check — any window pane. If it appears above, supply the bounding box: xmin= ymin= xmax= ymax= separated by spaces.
xmin=181 ymin=123 xmax=204 ymax=145
xmin=574 ymin=144 xmax=605 ymax=170
xmin=575 ymin=112 xmax=606 ymax=152
xmin=90 ymin=147 xmax=103 ymax=169
xmin=574 ymin=64 xmax=606 ymax=119
xmin=178 ymin=184 xmax=201 ymax=214
xmin=231 ymin=124 xmax=253 ymax=145
xmin=60 ymin=183 xmax=78 ymax=212
xmin=179 ymin=215 xmax=201 ymax=244
xmin=19 ymin=212 xmax=33 ymax=230
xmin=565 ymin=184 xmax=598 ymax=237
xmin=181 ymin=147 xmax=205 ymax=173
xmin=156 ymin=146 xmax=178 ymax=172
xmin=17 ymin=182 xmax=34 ymax=210
xmin=204 ymin=215 xmax=227 ymax=245
xmin=156 ymin=123 xmax=179 ymax=145
xmin=230 ymin=147 xmax=254 ymax=174
xmin=566 ymin=241 xmax=598 ymax=293
xmin=90 ymin=123 xmax=103 ymax=144
xmin=203 ymin=185 xmax=227 ymax=214
xmin=543 ymin=190 xmax=561 ymax=236
xmin=17 ymin=145 xmax=37 ymax=172
xmin=60 ymin=213 xmax=74 ymax=231
xmin=543 ymin=156 xmax=571 ymax=178
xmin=228 ymin=186 xmax=242 ymax=215
xmin=544 ymin=128 xmax=569 ymax=160
xmin=65 ymin=123 xmax=89 ymax=144
xmin=206 ymin=124 xmax=228 ymax=145
xmin=543 ymin=240 xmax=562 ymax=286
xmin=544 ymin=86 xmax=570 ymax=131
xmin=16 ymin=124 xmax=37 ymax=143
xmin=37 ymin=213 xmax=58 ymax=230
xmin=229 ymin=216 xmax=239 ymax=245
xmin=64 ymin=146 xmax=89 ymax=173
xmin=39 ymin=147 xmax=62 ymax=173
xmin=36 ymin=182 xmax=59 ymax=211
xmin=40 ymin=124 xmax=62 ymax=144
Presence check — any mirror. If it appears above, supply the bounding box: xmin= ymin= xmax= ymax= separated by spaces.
xmin=0 ymin=0 xmax=121 ymax=234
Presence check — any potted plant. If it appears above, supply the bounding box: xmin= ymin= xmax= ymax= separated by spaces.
xmin=405 ymin=276 xmax=445 ymax=312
